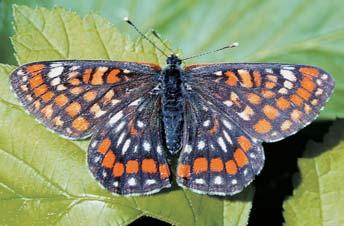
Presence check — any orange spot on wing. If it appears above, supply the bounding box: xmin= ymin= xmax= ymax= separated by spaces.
xmin=276 ymin=97 xmax=290 ymax=110
xmin=70 ymin=87 xmax=84 ymax=95
xmin=247 ymin=93 xmax=261 ymax=105
xmin=83 ymin=91 xmax=97 ymax=102
xmin=224 ymin=71 xmax=238 ymax=86
xmin=29 ymin=75 xmax=44 ymax=89
xmin=65 ymin=102 xmax=81 ymax=117
xmin=72 ymin=117 xmax=89 ymax=132
xmin=265 ymin=81 xmax=276 ymax=89
xmin=291 ymin=109 xmax=303 ymax=121
xmin=102 ymin=151 xmax=116 ymax=168
xmin=91 ymin=67 xmax=107 ymax=85
xmin=253 ymin=70 xmax=262 ymax=87
xmin=107 ymin=69 xmax=121 ymax=84
xmin=33 ymin=84 xmax=48 ymax=97
xmin=299 ymin=67 xmax=319 ymax=77
xmin=98 ymin=138 xmax=111 ymax=154
xmin=281 ymin=120 xmax=292 ymax=131
xmin=193 ymin=157 xmax=208 ymax=174
xmin=261 ymin=90 xmax=276 ymax=98
xmin=113 ymin=163 xmax=124 ymax=177
xmin=237 ymin=136 xmax=252 ymax=152
xmin=55 ymin=94 xmax=68 ymax=107
xmin=159 ymin=164 xmax=170 ymax=179
xmin=238 ymin=69 xmax=253 ymax=88
xmin=263 ymin=105 xmax=279 ymax=120
xmin=142 ymin=159 xmax=157 ymax=173
xmin=82 ymin=68 xmax=92 ymax=83
xmin=296 ymin=88 xmax=311 ymax=100
xmin=102 ymin=90 xmax=115 ymax=104
xmin=208 ymin=119 xmax=219 ymax=135
xmin=234 ymin=148 xmax=249 ymax=167
xmin=290 ymin=94 xmax=303 ymax=106
xmin=40 ymin=104 xmax=53 ymax=118
xmin=301 ymin=77 xmax=316 ymax=92
xmin=126 ymin=160 xmax=139 ymax=173
xmin=254 ymin=119 xmax=272 ymax=134
xmin=128 ymin=120 xmax=138 ymax=136
xmin=41 ymin=91 xmax=54 ymax=102
xmin=225 ymin=160 xmax=238 ymax=175
xmin=210 ymin=158 xmax=224 ymax=172
xmin=68 ymin=78 xmax=81 ymax=86
xmin=177 ymin=164 xmax=190 ymax=178
xmin=26 ymin=64 xmax=45 ymax=75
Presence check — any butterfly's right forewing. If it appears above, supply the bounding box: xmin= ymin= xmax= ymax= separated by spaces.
xmin=10 ymin=60 xmax=161 ymax=139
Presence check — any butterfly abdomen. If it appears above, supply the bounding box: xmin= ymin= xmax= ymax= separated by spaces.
xmin=161 ymin=66 xmax=184 ymax=154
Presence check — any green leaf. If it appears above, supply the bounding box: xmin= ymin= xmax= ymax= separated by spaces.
xmin=283 ymin=120 xmax=344 ymax=226
xmin=1 ymin=0 xmax=343 ymax=119
xmin=0 ymin=6 xmax=254 ymax=226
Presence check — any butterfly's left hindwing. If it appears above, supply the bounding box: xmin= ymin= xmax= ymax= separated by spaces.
xmin=88 ymin=95 xmax=171 ymax=196
xmin=185 ymin=63 xmax=335 ymax=142
xmin=10 ymin=60 xmax=160 ymax=139
xmin=177 ymin=92 xmax=265 ymax=195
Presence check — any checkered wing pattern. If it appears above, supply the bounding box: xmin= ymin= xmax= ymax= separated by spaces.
xmin=10 ymin=60 xmax=160 ymax=139
xmin=185 ymin=63 xmax=335 ymax=142
xmin=88 ymin=95 xmax=171 ymax=195
xmin=177 ymin=91 xmax=264 ymax=195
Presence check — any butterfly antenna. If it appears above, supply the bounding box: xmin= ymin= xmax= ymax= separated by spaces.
xmin=124 ymin=17 xmax=169 ymax=57
xmin=181 ymin=42 xmax=239 ymax=61
xmin=151 ymin=29 xmax=175 ymax=54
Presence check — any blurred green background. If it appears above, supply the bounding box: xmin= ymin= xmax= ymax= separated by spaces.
xmin=0 ymin=1 xmax=343 ymax=226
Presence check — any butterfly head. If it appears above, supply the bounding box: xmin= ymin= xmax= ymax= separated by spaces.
xmin=166 ymin=54 xmax=182 ymax=67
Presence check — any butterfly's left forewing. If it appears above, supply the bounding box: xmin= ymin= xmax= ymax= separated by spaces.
xmin=185 ymin=63 xmax=335 ymax=142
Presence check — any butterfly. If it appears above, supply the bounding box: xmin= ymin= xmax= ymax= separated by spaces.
xmin=9 ymin=18 xmax=335 ymax=196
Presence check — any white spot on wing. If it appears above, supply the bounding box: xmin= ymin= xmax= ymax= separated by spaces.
xmin=143 ymin=141 xmax=151 ymax=152
xmin=217 ymin=137 xmax=227 ymax=152
xmin=214 ymin=176 xmax=223 ymax=185
xmin=122 ymin=139 xmax=131 ymax=154
xmin=116 ymin=132 xmax=126 ymax=146
xmin=17 ymin=69 xmax=25 ymax=75
xmin=109 ymin=111 xmax=123 ymax=126
xmin=128 ymin=177 xmax=136 ymax=186
xmin=195 ymin=178 xmax=206 ymax=184
xmin=137 ymin=120 xmax=145 ymax=128
xmin=280 ymin=69 xmax=296 ymax=81
xmin=146 ymin=179 xmax=156 ymax=185
xmin=231 ymin=179 xmax=238 ymax=185
xmin=222 ymin=119 xmax=232 ymax=130
xmin=115 ymin=121 xmax=126 ymax=133
xmin=278 ymin=88 xmax=288 ymax=94
xmin=184 ymin=144 xmax=192 ymax=153
xmin=129 ymin=98 xmax=141 ymax=106
xmin=57 ymin=84 xmax=67 ymax=91
xmin=265 ymin=68 xmax=273 ymax=73
xmin=48 ymin=66 xmax=64 ymax=78
xmin=223 ymin=130 xmax=233 ymax=144
xmin=203 ymin=120 xmax=210 ymax=127
xmin=50 ymin=77 xmax=61 ymax=86
xmin=214 ymin=71 xmax=223 ymax=76
xmin=123 ymin=69 xmax=131 ymax=74
xmin=157 ymin=145 xmax=163 ymax=154
xmin=284 ymin=80 xmax=294 ymax=89
xmin=223 ymin=100 xmax=233 ymax=107
xmin=197 ymin=140 xmax=205 ymax=150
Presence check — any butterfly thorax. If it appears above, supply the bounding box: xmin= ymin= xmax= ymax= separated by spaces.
xmin=160 ymin=55 xmax=184 ymax=154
